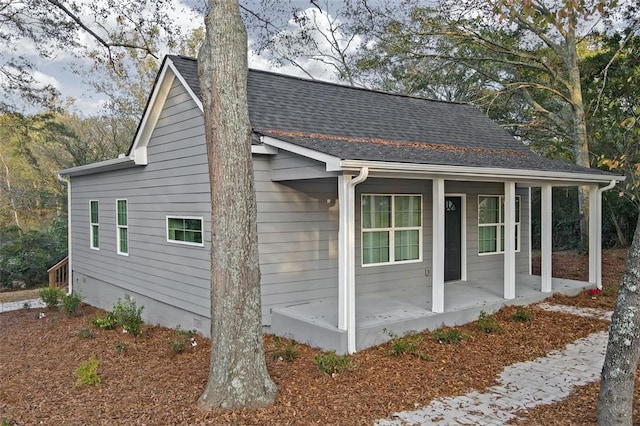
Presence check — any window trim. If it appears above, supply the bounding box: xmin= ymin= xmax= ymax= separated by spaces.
xmin=116 ymin=199 xmax=129 ymax=256
xmin=166 ymin=215 xmax=204 ymax=247
xmin=89 ymin=200 xmax=99 ymax=250
xmin=477 ymin=194 xmax=521 ymax=256
xmin=361 ymin=193 xmax=423 ymax=267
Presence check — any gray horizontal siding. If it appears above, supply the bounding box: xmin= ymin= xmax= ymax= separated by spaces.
xmin=271 ymin=151 xmax=339 ymax=181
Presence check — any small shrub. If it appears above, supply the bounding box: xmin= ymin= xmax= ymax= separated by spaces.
xmin=74 ymin=356 xmax=101 ymax=386
xmin=39 ymin=287 xmax=64 ymax=309
xmin=60 ymin=292 xmax=82 ymax=316
xmin=2 ymin=418 xmax=11 ymax=426
xmin=76 ymin=327 xmax=95 ymax=339
xmin=23 ymin=302 xmax=30 ymax=310
xmin=384 ymin=329 xmax=431 ymax=360
xmin=432 ymin=328 xmax=464 ymax=344
xmin=91 ymin=312 xmax=118 ymax=330
xmin=112 ymin=297 xmax=144 ymax=336
xmin=114 ymin=341 xmax=128 ymax=355
xmin=166 ymin=326 xmax=197 ymax=354
xmin=477 ymin=310 xmax=499 ymax=333
xmin=602 ymin=285 xmax=617 ymax=297
xmin=313 ymin=351 xmax=355 ymax=375
xmin=512 ymin=307 xmax=532 ymax=322
xmin=273 ymin=337 xmax=298 ymax=363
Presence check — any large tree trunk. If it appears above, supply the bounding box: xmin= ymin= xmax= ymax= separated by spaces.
xmin=197 ymin=0 xmax=277 ymax=409
xmin=597 ymin=217 xmax=640 ymax=425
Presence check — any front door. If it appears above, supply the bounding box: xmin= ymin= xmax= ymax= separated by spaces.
xmin=444 ymin=196 xmax=462 ymax=282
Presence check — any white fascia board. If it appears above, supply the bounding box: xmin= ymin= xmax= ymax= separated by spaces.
xmin=251 ymin=144 xmax=278 ymax=155
xmin=340 ymin=160 xmax=626 ymax=184
xmin=128 ymin=60 xmax=178 ymax=165
xmin=260 ymin=136 xmax=342 ymax=171
xmin=57 ymin=156 xmax=139 ymax=177
xmin=169 ymin=59 xmax=203 ymax=113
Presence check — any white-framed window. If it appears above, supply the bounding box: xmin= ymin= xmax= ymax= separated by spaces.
xmin=116 ymin=199 xmax=128 ymax=255
xmin=89 ymin=200 xmax=99 ymax=250
xmin=361 ymin=194 xmax=422 ymax=266
xmin=166 ymin=216 xmax=204 ymax=246
xmin=478 ymin=195 xmax=521 ymax=255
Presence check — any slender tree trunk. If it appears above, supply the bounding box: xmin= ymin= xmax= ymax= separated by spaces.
xmin=0 ymin=151 xmax=21 ymax=228
xmin=197 ymin=0 xmax=276 ymax=409
xmin=565 ymin=27 xmax=591 ymax=251
xmin=597 ymin=217 xmax=640 ymax=425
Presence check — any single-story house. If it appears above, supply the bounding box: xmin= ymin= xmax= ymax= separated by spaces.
xmin=58 ymin=55 xmax=623 ymax=354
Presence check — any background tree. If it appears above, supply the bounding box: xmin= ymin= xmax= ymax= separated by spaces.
xmin=197 ymin=0 xmax=277 ymax=409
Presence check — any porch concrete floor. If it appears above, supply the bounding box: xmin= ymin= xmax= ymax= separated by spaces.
xmin=270 ymin=274 xmax=593 ymax=353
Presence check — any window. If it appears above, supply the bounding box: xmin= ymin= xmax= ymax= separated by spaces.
xmin=116 ymin=199 xmax=128 ymax=255
xmin=167 ymin=216 xmax=203 ymax=246
xmin=90 ymin=200 xmax=99 ymax=249
xmin=478 ymin=195 xmax=520 ymax=254
xmin=362 ymin=194 xmax=422 ymax=266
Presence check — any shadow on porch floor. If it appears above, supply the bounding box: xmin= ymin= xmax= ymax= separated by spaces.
xmin=270 ymin=274 xmax=593 ymax=354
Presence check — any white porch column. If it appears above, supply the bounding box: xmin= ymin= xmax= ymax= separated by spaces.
xmin=595 ymin=185 xmax=605 ymax=289
xmin=337 ymin=175 xmax=350 ymax=331
xmin=432 ymin=178 xmax=445 ymax=313
xmin=588 ymin=185 xmax=598 ymax=285
xmin=541 ymin=184 xmax=552 ymax=293
xmin=504 ymin=182 xmax=516 ymax=299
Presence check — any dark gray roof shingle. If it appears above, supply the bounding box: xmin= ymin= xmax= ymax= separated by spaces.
xmin=166 ymin=55 xmax=613 ymax=176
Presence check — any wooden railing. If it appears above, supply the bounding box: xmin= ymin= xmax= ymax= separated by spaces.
xmin=47 ymin=256 xmax=69 ymax=289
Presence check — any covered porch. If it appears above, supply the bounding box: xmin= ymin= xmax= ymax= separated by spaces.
xmin=271 ymin=274 xmax=591 ymax=354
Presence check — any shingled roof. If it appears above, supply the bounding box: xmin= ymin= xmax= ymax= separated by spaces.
xmin=167 ymin=55 xmax=613 ymax=176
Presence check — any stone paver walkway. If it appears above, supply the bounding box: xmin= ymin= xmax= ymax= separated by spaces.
xmin=376 ymin=304 xmax=611 ymax=426
xmin=0 ymin=298 xmax=45 ymax=313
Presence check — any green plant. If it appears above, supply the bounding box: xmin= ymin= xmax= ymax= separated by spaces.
xmin=432 ymin=328 xmax=464 ymax=344
xmin=166 ymin=326 xmax=197 ymax=354
xmin=112 ymin=297 xmax=144 ymax=336
xmin=2 ymin=418 xmax=11 ymax=426
xmin=512 ymin=307 xmax=532 ymax=322
xmin=114 ymin=341 xmax=128 ymax=355
xmin=313 ymin=351 xmax=355 ymax=375
xmin=60 ymin=292 xmax=82 ymax=316
xmin=477 ymin=310 xmax=499 ymax=333
xmin=23 ymin=301 xmax=30 ymax=310
xmin=38 ymin=287 xmax=64 ymax=309
xmin=91 ymin=312 xmax=118 ymax=330
xmin=273 ymin=337 xmax=298 ymax=362
xmin=384 ymin=329 xmax=431 ymax=360
xmin=74 ymin=356 xmax=101 ymax=386
xmin=75 ymin=327 xmax=95 ymax=339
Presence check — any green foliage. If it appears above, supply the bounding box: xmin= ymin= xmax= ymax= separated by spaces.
xmin=38 ymin=287 xmax=63 ymax=309
xmin=75 ymin=327 xmax=95 ymax=339
xmin=0 ymin=223 xmax=67 ymax=289
xmin=91 ymin=312 xmax=118 ymax=330
xmin=272 ymin=336 xmax=298 ymax=363
xmin=114 ymin=341 xmax=128 ymax=355
xmin=477 ymin=310 xmax=499 ymax=333
xmin=384 ymin=329 xmax=431 ymax=360
xmin=512 ymin=307 xmax=532 ymax=322
xmin=112 ymin=297 xmax=144 ymax=336
xmin=166 ymin=326 xmax=197 ymax=354
xmin=74 ymin=356 xmax=101 ymax=386
xmin=313 ymin=351 xmax=355 ymax=375
xmin=432 ymin=328 xmax=464 ymax=344
xmin=1 ymin=418 xmax=11 ymax=426
xmin=60 ymin=291 xmax=82 ymax=316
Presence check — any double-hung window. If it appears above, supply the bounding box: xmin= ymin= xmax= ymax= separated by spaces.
xmin=167 ymin=216 xmax=204 ymax=246
xmin=361 ymin=194 xmax=422 ymax=266
xmin=90 ymin=200 xmax=99 ymax=250
xmin=478 ymin=195 xmax=520 ymax=254
xmin=116 ymin=199 xmax=128 ymax=255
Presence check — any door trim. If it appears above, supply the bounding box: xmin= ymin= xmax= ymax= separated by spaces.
xmin=445 ymin=193 xmax=467 ymax=281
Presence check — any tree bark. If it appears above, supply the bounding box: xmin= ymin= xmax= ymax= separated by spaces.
xmin=597 ymin=217 xmax=640 ymax=425
xmin=197 ymin=0 xmax=277 ymax=409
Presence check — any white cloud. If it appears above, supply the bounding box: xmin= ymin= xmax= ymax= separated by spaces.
xmin=31 ymin=71 xmax=61 ymax=91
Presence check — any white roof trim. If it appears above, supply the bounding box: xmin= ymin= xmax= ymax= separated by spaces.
xmin=340 ymin=160 xmax=625 ymax=184
xmin=58 ymin=156 xmax=140 ymax=177
xmin=251 ymin=144 xmax=278 ymax=155
xmin=169 ymin=58 xmax=203 ymax=113
xmin=260 ymin=136 xmax=342 ymax=171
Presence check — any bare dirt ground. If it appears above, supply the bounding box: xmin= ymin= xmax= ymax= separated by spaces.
xmin=0 ymin=249 xmax=633 ymax=425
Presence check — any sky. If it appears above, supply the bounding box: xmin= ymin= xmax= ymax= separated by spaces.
xmin=7 ymin=0 xmax=357 ymax=116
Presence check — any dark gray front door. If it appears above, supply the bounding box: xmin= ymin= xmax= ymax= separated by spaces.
xmin=444 ymin=197 xmax=462 ymax=282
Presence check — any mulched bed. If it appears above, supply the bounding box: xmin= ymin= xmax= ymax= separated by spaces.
xmin=0 ymin=249 xmax=631 ymax=425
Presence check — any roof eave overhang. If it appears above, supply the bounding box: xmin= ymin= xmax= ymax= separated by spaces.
xmin=340 ymin=159 xmax=625 ymax=185
xmin=57 ymin=156 xmax=141 ymax=178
